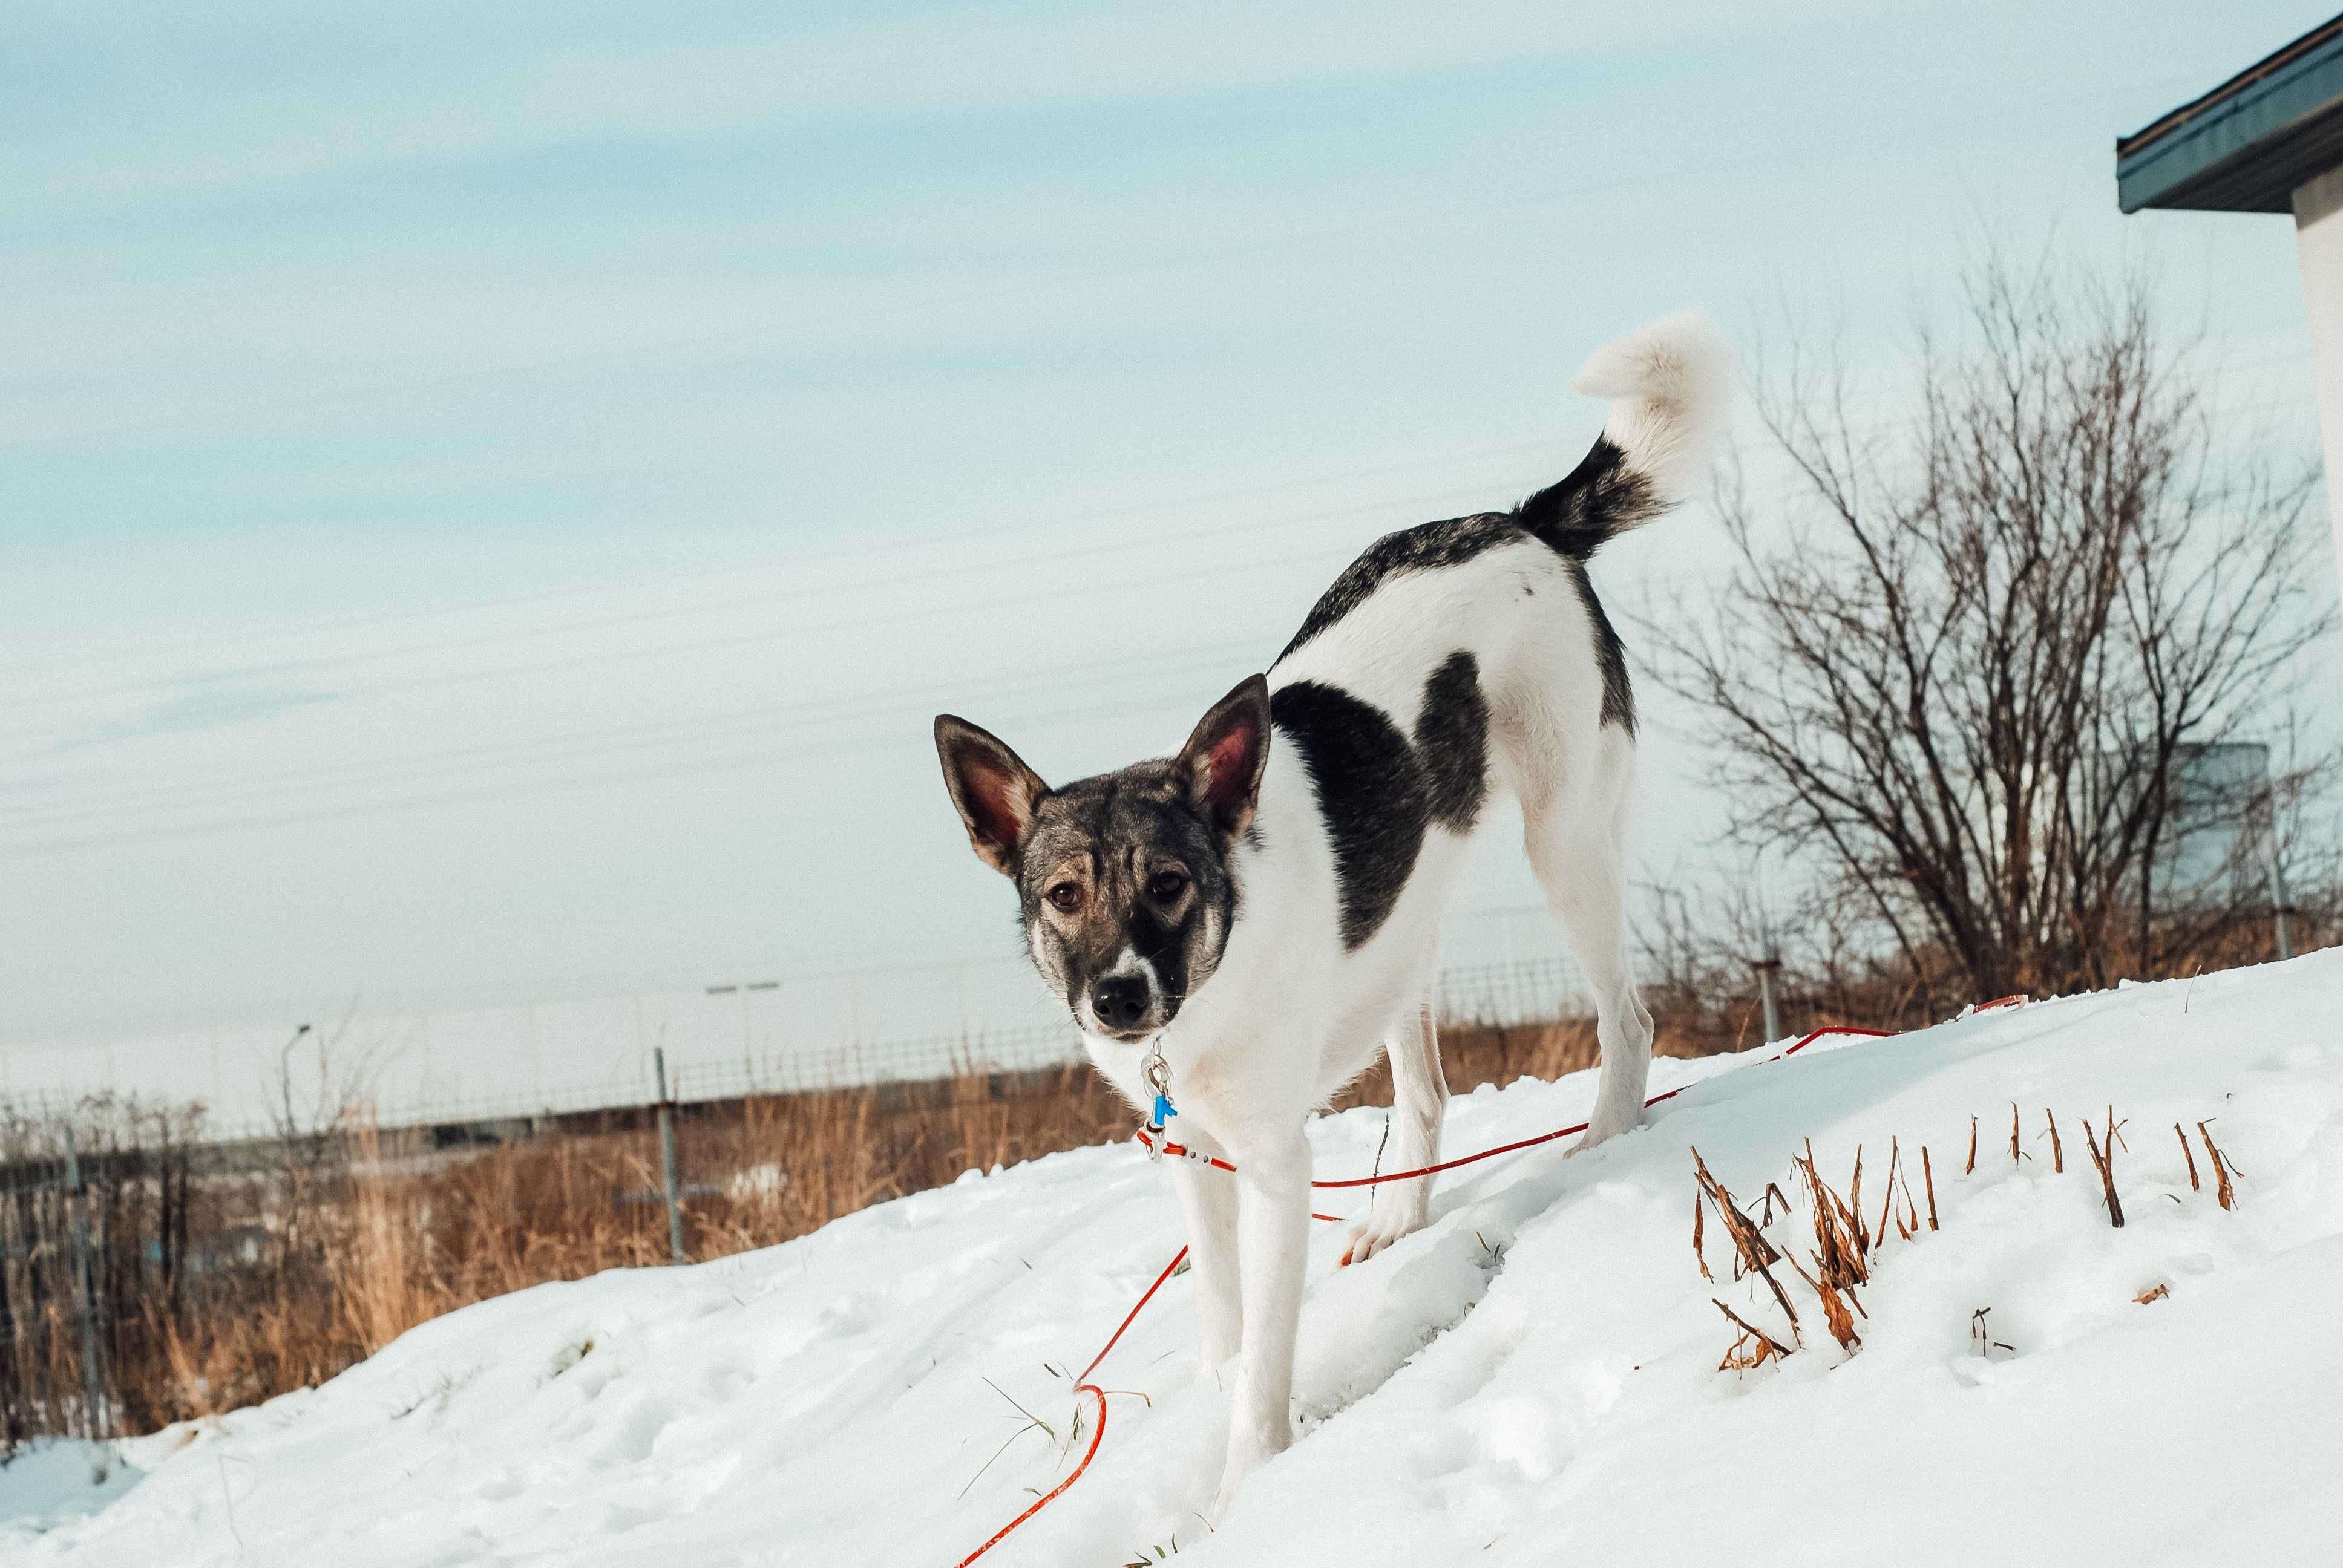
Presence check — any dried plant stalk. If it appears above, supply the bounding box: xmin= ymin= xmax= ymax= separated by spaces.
xmin=1966 ymin=1114 xmax=1978 ymax=1175
xmin=1921 ymin=1146 xmax=1939 ymax=1231
xmin=1691 ymin=1148 xmax=1799 ymax=1340
xmin=2197 ymin=1123 xmax=2236 ymax=1211
xmin=2175 ymin=1123 xmax=2199 ymax=1191
xmin=1784 ymin=1250 xmax=1862 ymax=1351
xmin=1794 ymin=1145 xmax=1870 ymax=1296
xmin=1846 ymin=1144 xmax=1869 ymax=1257
xmin=2042 ymin=1109 xmax=2063 ymax=1173
xmin=1713 ymin=1299 xmax=1791 ymax=1370
xmin=1876 ymin=1138 xmax=1902 ymax=1246
xmin=2081 ymin=1115 xmax=2125 ymax=1228
xmin=1692 ymin=1183 xmax=1712 ymax=1282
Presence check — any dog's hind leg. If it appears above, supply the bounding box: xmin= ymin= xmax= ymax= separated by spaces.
xmin=1167 ymin=1125 xmax=1242 ymax=1370
xmin=1340 ymin=995 xmax=1446 ymax=1266
xmin=1522 ymin=746 xmax=1655 ymax=1152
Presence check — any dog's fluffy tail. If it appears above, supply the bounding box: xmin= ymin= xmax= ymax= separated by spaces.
xmin=1513 ymin=309 xmax=1725 ymax=559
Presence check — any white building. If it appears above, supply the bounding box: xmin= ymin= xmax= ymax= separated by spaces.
xmin=2120 ymin=13 xmax=2343 ymax=584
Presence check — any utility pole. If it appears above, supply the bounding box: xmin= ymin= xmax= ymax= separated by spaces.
xmin=654 ymin=1048 xmax=686 ymax=1266
xmin=61 ymin=1126 xmax=106 ymax=1438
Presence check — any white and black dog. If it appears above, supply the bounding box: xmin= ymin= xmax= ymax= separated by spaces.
xmin=934 ymin=311 xmax=1720 ymax=1519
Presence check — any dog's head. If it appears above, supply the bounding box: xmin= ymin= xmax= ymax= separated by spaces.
xmin=934 ymin=675 xmax=1271 ymax=1043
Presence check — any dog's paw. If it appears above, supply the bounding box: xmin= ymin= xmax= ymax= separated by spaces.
xmin=1208 ymin=1414 xmax=1289 ymax=1526
xmin=1338 ymin=1200 xmax=1427 ymax=1267
xmin=1567 ymin=1112 xmax=1641 ymax=1157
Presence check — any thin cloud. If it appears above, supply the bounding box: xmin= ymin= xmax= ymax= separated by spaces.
xmin=42 ymin=680 xmax=341 ymax=757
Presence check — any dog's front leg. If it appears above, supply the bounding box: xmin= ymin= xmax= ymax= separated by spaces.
xmin=1209 ymin=1123 xmax=1310 ymax=1525
xmin=1167 ymin=1132 xmax=1242 ymax=1371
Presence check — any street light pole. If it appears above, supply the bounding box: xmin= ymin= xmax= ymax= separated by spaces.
xmin=279 ymin=1022 xmax=313 ymax=1137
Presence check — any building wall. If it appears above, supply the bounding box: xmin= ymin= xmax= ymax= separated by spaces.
xmin=2293 ymin=166 xmax=2343 ymax=584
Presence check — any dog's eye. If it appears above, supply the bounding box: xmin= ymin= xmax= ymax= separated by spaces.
xmin=1047 ymin=883 xmax=1083 ymax=913
xmin=1149 ymin=870 xmax=1188 ymax=900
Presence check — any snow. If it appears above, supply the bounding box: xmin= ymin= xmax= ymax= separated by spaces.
xmin=0 ymin=1442 xmax=145 ymax=1543
xmin=16 ymin=951 xmax=2343 ymax=1566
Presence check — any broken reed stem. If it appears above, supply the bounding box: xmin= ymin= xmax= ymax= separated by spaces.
xmin=2197 ymin=1123 xmax=2236 ymax=1211
xmin=1712 ymin=1298 xmax=1790 ymax=1370
xmin=1846 ymin=1144 xmax=1869 ymax=1256
xmin=1692 ymin=1183 xmax=1712 ymax=1282
xmin=1782 ymin=1249 xmax=1862 ymax=1351
xmin=1921 ymin=1146 xmax=1939 ymax=1231
xmin=1876 ymin=1139 xmax=1902 ymax=1246
xmin=2081 ymin=1114 xmax=2125 ymax=1229
xmin=1966 ymin=1115 xmax=1978 ymax=1175
xmin=2009 ymin=1103 xmax=2026 ymax=1165
xmin=1794 ymin=1143 xmax=1869 ymax=1300
xmin=2043 ymin=1109 xmax=2063 ymax=1174
xmin=2175 ymin=1123 xmax=2200 ymax=1191
xmin=1691 ymin=1148 xmax=1800 ymax=1342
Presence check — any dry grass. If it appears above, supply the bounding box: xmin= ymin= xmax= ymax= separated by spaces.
xmin=3 ymin=1014 xmax=1694 ymax=1447
xmin=1702 ymin=1101 xmax=2244 ymax=1373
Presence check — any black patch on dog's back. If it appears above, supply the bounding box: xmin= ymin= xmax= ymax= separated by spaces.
xmin=1269 ymin=684 xmax=1415 ymax=949
xmin=1276 ymin=443 xmax=1647 ymax=733
xmin=1275 ymin=514 xmax=1520 ymax=664
xmin=1415 ymin=651 xmax=1489 ymax=828
xmin=1270 ymin=653 xmax=1489 ymax=950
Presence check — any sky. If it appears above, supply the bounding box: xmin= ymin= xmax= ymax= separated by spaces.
xmin=4 ymin=1 xmax=2339 ymax=1060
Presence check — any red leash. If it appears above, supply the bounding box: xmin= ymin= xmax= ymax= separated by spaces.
xmin=950 ymin=1247 xmax=1188 ymax=1567
xmin=953 ymin=1004 xmax=2021 ymax=1564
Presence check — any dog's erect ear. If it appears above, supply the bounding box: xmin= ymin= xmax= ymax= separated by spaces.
xmin=1175 ymin=674 xmax=1273 ymax=840
xmin=934 ymin=716 xmax=1049 ymax=877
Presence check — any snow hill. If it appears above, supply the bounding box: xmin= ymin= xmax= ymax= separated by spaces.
xmin=11 ymin=952 xmax=2343 ymax=1566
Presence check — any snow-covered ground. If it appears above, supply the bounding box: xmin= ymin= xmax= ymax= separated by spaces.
xmin=11 ymin=952 xmax=2343 ymax=1566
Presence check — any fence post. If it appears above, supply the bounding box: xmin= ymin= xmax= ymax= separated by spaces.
xmin=655 ymin=1048 xmax=686 ymax=1266
xmin=61 ymin=1126 xmax=106 ymax=1439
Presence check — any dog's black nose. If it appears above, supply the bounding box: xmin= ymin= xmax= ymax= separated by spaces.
xmin=1091 ymin=975 xmax=1151 ymax=1030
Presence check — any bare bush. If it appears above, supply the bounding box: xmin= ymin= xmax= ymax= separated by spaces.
xmin=1648 ymin=250 xmax=2337 ymax=1008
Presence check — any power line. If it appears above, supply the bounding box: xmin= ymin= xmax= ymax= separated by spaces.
xmin=5 ymin=368 xmax=2318 ymax=846
xmin=0 ymin=677 xmax=1243 ymax=859
xmin=0 ymin=471 xmax=1550 ymax=740
xmin=4 ymin=437 xmax=1570 ymax=708
xmin=4 ymin=639 xmax=1263 ymax=834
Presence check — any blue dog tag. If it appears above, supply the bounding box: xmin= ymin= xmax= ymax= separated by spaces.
xmin=1151 ymin=1093 xmax=1176 ymax=1129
